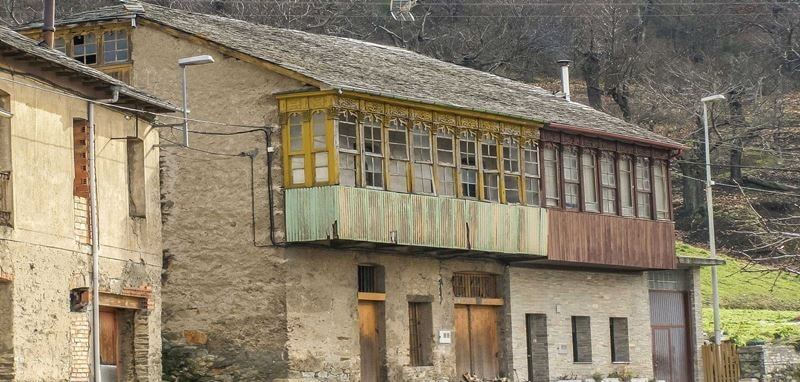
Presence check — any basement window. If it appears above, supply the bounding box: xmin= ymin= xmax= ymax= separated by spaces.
xmin=357 ymin=264 xmax=385 ymax=293
xmin=610 ymin=317 xmax=630 ymax=363
xmin=572 ymin=316 xmax=592 ymax=363
xmin=72 ymin=33 xmax=97 ymax=65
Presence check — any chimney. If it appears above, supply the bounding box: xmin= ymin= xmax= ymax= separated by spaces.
xmin=557 ymin=59 xmax=571 ymax=102
xmin=42 ymin=0 xmax=56 ymax=49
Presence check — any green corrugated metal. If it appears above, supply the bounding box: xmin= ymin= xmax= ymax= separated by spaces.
xmin=284 ymin=186 xmax=548 ymax=256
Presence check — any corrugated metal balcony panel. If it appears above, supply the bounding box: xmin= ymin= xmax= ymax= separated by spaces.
xmin=284 ymin=186 xmax=548 ymax=257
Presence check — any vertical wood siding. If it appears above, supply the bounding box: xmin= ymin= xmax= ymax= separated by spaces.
xmin=547 ymin=210 xmax=676 ymax=269
xmin=285 ymin=186 xmax=548 ymax=256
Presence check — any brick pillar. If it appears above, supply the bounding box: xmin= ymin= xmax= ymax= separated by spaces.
xmin=69 ymin=313 xmax=91 ymax=382
xmin=133 ymin=309 xmax=150 ymax=381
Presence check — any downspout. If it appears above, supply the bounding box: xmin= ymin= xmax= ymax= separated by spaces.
xmin=88 ymin=87 xmax=119 ymax=382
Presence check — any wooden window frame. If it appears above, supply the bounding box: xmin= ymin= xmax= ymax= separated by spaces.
xmin=618 ymin=155 xmax=635 ymax=217
xmin=310 ymin=110 xmax=332 ymax=185
xmin=361 ymin=114 xmax=385 ymax=190
xmin=54 ymin=27 xmax=132 ymax=67
xmin=522 ymin=141 xmax=541 ymax=206
xmin=435 ymin=128 xmax=457 ymax=197
xmin=501 ymin=137 xmax=522 ymax=204
xmin=458 ymin=131 xmax=479 ymax=199
xmin=411 ymin=122 xmax=435 ymax=195
xmin=635 ymin=157 xmax=653 ymax=219
xmin=542 ymin=144 xmax=560 ymax=208
xmin=336 ymin=111 xmax=360 ymax=187
xmin=599 ymin=152 xmax=618 ymax=215
xmin=653 ymin=160 xmax=671 ymax=220
xmin=580 ymin=148 xmax=600 ymax=213
xmin=480 ymin=134 xmax=500 ymax=202
xmin=386 ymin=118 xmax=410 ymax=192
xmin=561 ymin=146 xmax=580 ymax=211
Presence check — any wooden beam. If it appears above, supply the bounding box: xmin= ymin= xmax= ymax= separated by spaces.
xmin=0 ymin=270 xmax=12 ymax=282
xmin=357 ymin=292 xmax=386 ymax=301
xmin=453 ymin=297 xmax=504 ymax=306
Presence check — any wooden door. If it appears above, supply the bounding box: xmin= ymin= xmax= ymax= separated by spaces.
xmin=454 ymin=304 xmax=500 ymax=380
xmin=358 ymin=300 xmax=385 ymax=382
xmin=99 ymin=309 xmax=119 ymax=382
xmin=525 ymin=314 xmax=549 ymax=382
xmin=650 ymin=291 xmax=691 ymax=382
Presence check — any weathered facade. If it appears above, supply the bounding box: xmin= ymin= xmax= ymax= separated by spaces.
xmin=0 ymin=26 xmax=174 ymax=381
xmin=21 ymin=3 xmax=715 ymax=381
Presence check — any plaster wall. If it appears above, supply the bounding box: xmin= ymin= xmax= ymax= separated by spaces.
xmin=507 ymin=267 xmax=654 ymax=380
xmin=130 ymin=25 xmax=302 ymax=380
xmin=0 ymin=69 xmax=163 ymax=381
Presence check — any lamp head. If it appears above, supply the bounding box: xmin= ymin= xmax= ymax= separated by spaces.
xmin=701 ymin=94 xmax=726 ymax=103
xmin=178 ymin=55 xmax=215 ymax=67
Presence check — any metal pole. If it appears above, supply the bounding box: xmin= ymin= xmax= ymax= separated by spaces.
xmin=88 ymin=102 xmax=102 ymax=381
xmin=181 ymin=65 xmax=189 ymax=147
xmin=703 ymin=100 xmax=722 ymax=345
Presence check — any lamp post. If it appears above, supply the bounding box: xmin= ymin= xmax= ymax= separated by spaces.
xmin=701 ymin=93 xmax=726 ymax=345
xmin=178 ymin=55 xmax=215 ymax=147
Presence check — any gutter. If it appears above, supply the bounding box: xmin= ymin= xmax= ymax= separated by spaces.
xmin=88 ymin=86 xmax=119 ymax=382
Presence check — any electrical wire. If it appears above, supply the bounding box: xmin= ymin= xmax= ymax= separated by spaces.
xmin=674 ymin=160 xmax=800 ymax=173
xmin=675 ymin=173 xmax=800 ymax=198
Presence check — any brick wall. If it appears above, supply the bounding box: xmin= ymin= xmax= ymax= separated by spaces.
xmin=69 ymin=313 xmax=90 ymax=382
xmin=73 ymin=196 xmax=90 ymax=248
xmin=507 ymin=268 xmax=654 ymax=380
xmin=740 ymin=344 xmax=800 ymax=380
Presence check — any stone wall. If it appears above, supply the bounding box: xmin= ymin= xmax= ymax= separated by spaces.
xmin=283 ymin=248 xmax=506 ymax=382
xmin=507 ymin=267 xmax=654 ymax=380
xmin=130 ymin=24 xmax=301 ymax=381
xmin=740 ymin=344 xmax=800 ymax=381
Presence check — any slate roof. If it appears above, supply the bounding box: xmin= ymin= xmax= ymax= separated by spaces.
xmin=0 ymin=25 xmax=176 ymax=113
xmin=20 ymin=2 xmax=680 ymax=148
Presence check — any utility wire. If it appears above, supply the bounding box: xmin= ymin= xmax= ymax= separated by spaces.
xmin=674 ymin=160 xmax=800 ymax=173
xmin=676 ymin=173 xmax=800 ymax=198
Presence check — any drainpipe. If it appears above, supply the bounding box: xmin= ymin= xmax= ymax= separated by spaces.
xmin=88 ymin=87 xmax=119 ymax=382
xmin=557 ymin=59 xmax=571 ymax=102
xmin=42 ymin=0 xmax=56 ymax=49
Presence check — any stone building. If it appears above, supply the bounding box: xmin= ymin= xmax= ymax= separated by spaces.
xmin=20 ymin=3 xmax=719 ymax=381
xmin=0 ymin=26 xmax=175 ymax=381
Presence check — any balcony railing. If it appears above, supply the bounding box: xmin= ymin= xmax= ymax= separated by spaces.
xmin=285 ymin=186 xmax=548 ymax=257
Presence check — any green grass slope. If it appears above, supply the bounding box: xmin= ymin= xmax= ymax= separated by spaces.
xmin=702 ymin=308 xmax=800 ymax=346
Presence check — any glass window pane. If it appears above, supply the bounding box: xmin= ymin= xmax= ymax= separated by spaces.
xmin=582 ymin=152 xmax=598 ymax=212
xmin=314 ymin=152 xmax=328 ymax=182
xmin=312 ymin=112 xmax=327 ymax=149
xmin=364 ymin=156 xmax=384 ymax=188
xmin=438 ymin=167 xmax=456 ymax=196
xmin=289 ymin=114 xmax=303 ymax=152
xmin=413 ymin=163 xmax=434 ymax=194
xmin=339 ymin=153 xmax=357 ymax=187
xmin=481 ymin=138 xmax=498 ymax=172
xmin=461 ymin=169 xmax=477 ymax=198
xmin=543 ymin=146 xmax=559 ymax=207
xmin=437 ymin=132 xmax=455 ymax=165
xmin=619 ymin=157 xmax=634 ymax=216
xmin=505 ymin=175 xmax=520 ymax=204
xmin=363 ymin=117 xmax=382 ymax=154
xmin=483 ymin=173 xmax=499 ymax=202
xmin=413 ymin=130 xmax=432 ymax=162
xmin=338 ymin=115 xmax=358 ymax=151
xmin=388 ymin=160 xmax=408 ymax=192
xmin=291 ymin=156 xmax=305 ymax=184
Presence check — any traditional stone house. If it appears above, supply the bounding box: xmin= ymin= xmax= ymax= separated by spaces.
xmin=20 ymin=3 xmax=720 ymax=382
xmin=0 ymin=26 xmax=175 ymax=381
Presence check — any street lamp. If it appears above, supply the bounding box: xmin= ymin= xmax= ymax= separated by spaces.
xmin=701 ymin=93 xmax=726 ymax=345
xmin=178 ymin=55 xmax=215 ymax=147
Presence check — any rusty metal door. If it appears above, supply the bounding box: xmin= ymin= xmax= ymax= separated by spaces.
xmin=454 ymin=304 xmax=500 ymax=380
xmin=358 ymin=300 xmax=385 ymax=382
xmin=650 ymin=291 xmax=692 ymax=382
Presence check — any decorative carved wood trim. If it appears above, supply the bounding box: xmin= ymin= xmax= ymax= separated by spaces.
xmin=386 ymin=104 xmax=409 ymax=118
xmin=412 ymin=108 xmax=433 ymax=122
xmin=458 ymin=116 xmax=479 ymax=130
xmin=635 ymin=146 xmax=653 ymax=157
xmin=540 ymin=129 xmax=561 ymax=142
xmin=435 ymin=112 xmax=457 ymax=125
xmin=336 ymin=97 xmax=360 ymax=110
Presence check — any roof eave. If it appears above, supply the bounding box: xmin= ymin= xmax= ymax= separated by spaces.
xmin=548 ymin=122 xmax=686 ymax=151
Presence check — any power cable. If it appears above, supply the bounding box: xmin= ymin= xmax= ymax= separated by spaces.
xmin=675 ymin=173 xmax=800 ymax=198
